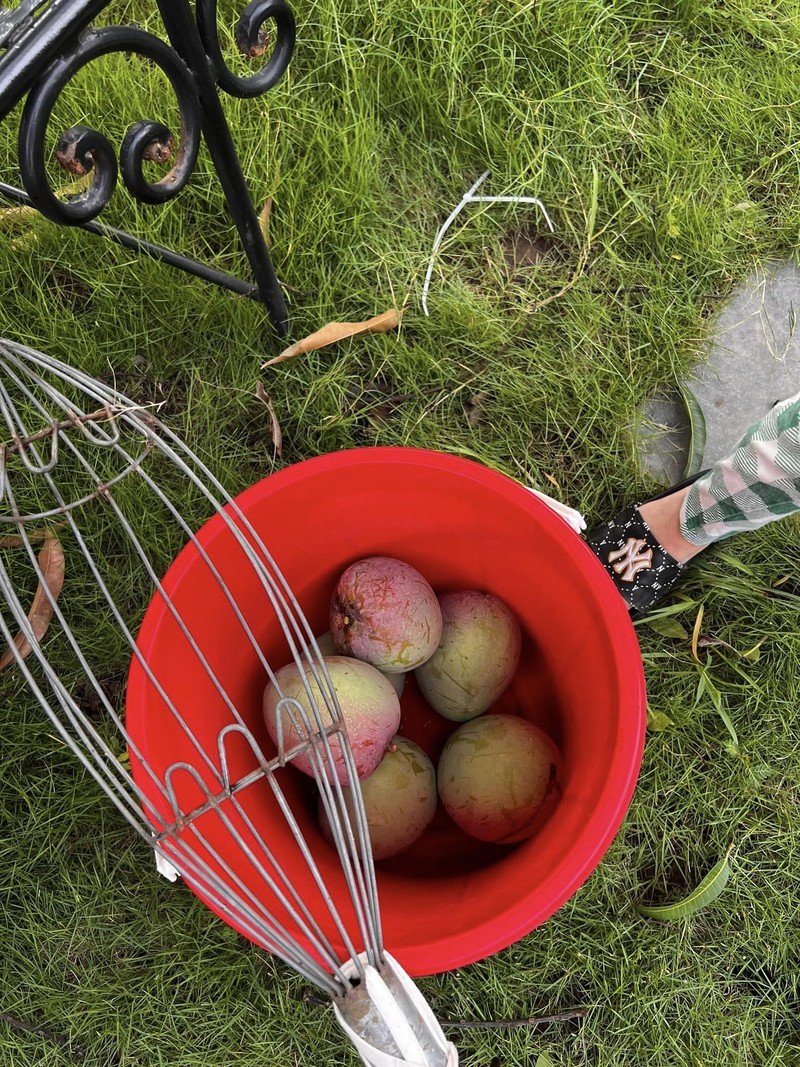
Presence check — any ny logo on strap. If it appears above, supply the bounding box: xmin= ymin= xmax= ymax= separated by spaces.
xmin=608 ymin=537 xmax=653 ymax=582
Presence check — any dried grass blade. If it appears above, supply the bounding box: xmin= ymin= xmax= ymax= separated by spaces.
xmin=255 ymin=383 xmax=283 ymax=458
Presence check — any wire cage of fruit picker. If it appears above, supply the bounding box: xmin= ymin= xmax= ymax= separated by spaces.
xmin=0 ymin=337 xmax=459 ymax=1067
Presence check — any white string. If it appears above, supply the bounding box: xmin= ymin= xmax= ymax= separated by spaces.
xmin=421 ymin=171 xmax=555 ymax=316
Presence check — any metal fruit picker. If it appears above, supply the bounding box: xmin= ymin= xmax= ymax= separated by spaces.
xmin=0 ymin=337 xmax=458 ymax=1067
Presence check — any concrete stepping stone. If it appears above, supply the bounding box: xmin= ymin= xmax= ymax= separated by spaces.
xmin=638 ymin=260 xmax=800 ymax=485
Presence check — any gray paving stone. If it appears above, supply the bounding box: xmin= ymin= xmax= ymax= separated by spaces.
xmin=636 ymin=390 xmax=690 ymax=486
xmin=639 ymin=260 xmax=800 ymax=484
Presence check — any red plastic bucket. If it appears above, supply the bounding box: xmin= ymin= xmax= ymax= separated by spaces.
xmin=127 ymin=447 xmax=645 ymax=976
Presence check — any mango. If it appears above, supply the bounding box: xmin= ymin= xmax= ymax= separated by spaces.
xmin=263 ymin=655 xmax=400 ymax=783
xmin=416 ymin=591 xmax=521 ymax=721
xmin=313 ymin=631 xmax=338 ymax=657
xmin=383 ymin=671 xmax=405 ymax=698
xmin=437 ymin=714 xmax=560 ymax=843
xmin=316 ymin=630 xmax=405 ymax=697
xmin=318 ymin=736 xmax=437 ymax=860
xmin=330 ymin=556 xmax=442 ymax=673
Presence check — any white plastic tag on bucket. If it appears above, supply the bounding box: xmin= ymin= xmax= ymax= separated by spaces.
xmin=154 ymin=850 xmax=180 ymax=882
xmin=524 ymin=486 xmax=587 ymax=534
xmin=332 ymin=952 xmax=458 ymax=1067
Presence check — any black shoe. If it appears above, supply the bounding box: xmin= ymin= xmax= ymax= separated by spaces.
xmin=584 ymin=470 xmax=711 ymax=617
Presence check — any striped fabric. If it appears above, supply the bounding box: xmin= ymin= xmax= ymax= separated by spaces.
xmin=681 ymin=391 xmax=800 ymax=545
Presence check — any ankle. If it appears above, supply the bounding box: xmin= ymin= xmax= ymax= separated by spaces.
xmin=638 ymin=487 xmax=706 ymax=565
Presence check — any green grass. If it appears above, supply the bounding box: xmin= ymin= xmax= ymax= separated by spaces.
xmin=2 ymin=0 xmax=800 ymax=1063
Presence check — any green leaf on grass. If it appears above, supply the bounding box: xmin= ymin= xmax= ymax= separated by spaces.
xmin=535 ymin=1055 xmax=555 ymax=1067
xmin=705 ymin=674 xmax=739 ymax=749
xmin=693 ymin=667 xmax=739 ymax=749
xmin=635 ymin=848 xmax=733 ymax=920
xmin=741 ymin=640 xmax=765 ymax=662
xmin=645 ymin=617 xmax=689 ymax=639
xmin=646 ymin=709 xmax=674 ymax=732
xmin=679 ymin=384 xmax=707 ymax=479
xmin=716 ymin=705 xmax=740 ymax=750
xmin=713 ymin=551 xmax=758 ymax=577
xmin=645 ymin=600 xmax=698 ymax=618
xmin=694 ymin=670 xmax=707 ymax=703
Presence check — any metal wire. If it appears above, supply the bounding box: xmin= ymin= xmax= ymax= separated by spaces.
xmin=0 ymin=338 xmax=385 ymax=998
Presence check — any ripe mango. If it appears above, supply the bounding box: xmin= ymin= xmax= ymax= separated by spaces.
xmin=416 ymin=591 xmax=521 ymax=721
xmin=437 ymin=714 xmax=560 ymax=843
xmin=263 ymin=655 xmax=400 ymax=783
xmin=330 ymin=556 xmax=442 ymax=673
xmin=315 ymin=630 xmax=405 ymax=697
xmin=318 ymin=736 xmax=437 ymax=860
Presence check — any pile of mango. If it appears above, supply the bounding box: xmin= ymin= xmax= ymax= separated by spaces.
xmin=263 ymin=557 xmax=560 ymax=860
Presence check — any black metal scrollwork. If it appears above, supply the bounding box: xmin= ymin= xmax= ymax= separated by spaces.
xmin=17 ymin=25 xmax=201 ymax=225
xmin=196 ymin=0 xmax=295 ymax=100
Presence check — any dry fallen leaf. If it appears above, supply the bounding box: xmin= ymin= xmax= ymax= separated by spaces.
xmin=366 ymin=401 xmax=395 ymax=428
xmin=466 ymin=391 xmax=489 ymax=429
xmin=0 ymin=533 xmax=65 ymax=671
xmin=0 ymin=528 xmax=56 ymax=550
xmin=0 ymin=176 xmax=91 ymax=232
xmin=0 ymin=204 xmax=38 ymax=232
xmin=255 ymin=382 xmax=283 ymax=458
xmin=691 ymin=603 xmax=704 ymax=662
xmin=0 ymin=523 xmax=67 ymax=551
xmin=263 ymin=308 xmax=403 ymax=368
xmin=258 ymin=196 xmax=273 ymax=248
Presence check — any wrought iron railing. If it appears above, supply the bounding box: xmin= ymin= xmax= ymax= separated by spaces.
xmin=0 ymin=0 xmax=294 ymax=334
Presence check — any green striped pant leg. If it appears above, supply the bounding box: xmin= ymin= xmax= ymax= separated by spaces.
xmin=679 ymin=391 xmax=800 ymax=546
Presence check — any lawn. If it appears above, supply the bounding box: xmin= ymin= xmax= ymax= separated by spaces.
xmin=1 ymin=0 xmax=800 ymax=1064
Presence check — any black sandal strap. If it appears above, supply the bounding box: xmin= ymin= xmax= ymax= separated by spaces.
xmin=584 ymin=504 xmax=686 ymax=616
xmin=583 ymin=469 xmax=711 ymax=616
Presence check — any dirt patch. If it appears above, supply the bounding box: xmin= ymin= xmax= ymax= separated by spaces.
xmin=500 ymin=226 xmax=556 ymax=276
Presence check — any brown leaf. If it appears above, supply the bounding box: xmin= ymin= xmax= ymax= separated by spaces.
xmin=0 ymin=204 xmax=38 ymax=232
xmin=366 ymin=402 xmax=395 ymax=428
xmin=0 ymin=535 xmax=25 ymax=549
xmin=697 ymin=634 xmax=765 ymax=662
xmin=255 ymin=382 xmax=283 ymax=457
xmin=0 ymin=533 xmax=65 ymax=671
xmin=697 ymin=636 xmax=732 ymax=651
xmin=263 ymin=308 xmax=403 ymax=368
xmin=0 ymin=176 xmax=90 ymax=233
xmin=0 ymin=528 xmax=55 ymax=550
xmin=466 ymin=391 xmax=489 ymax=429
xmin=690 ymin=603 xmax=704 ymax=662
xmin=259 ymin=197 xmax=273 ymax=248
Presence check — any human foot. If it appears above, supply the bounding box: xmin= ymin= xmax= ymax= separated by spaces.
xmin=583 ymin=473 xmax=710 ymax=616
xmin=638 ymin=487 xmax=706 ymax=566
